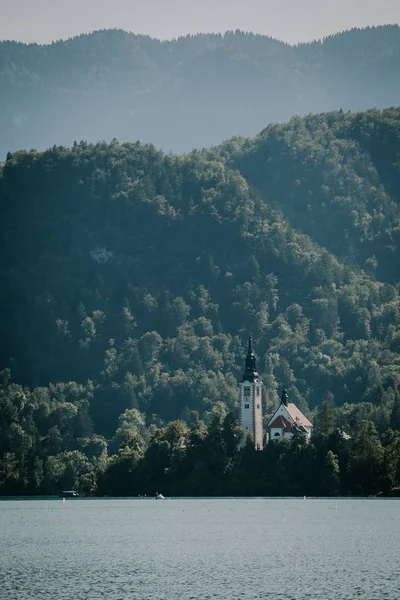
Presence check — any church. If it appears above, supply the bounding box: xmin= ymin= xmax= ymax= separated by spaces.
xmin=239 ymin=335 xmax=312 ymax=450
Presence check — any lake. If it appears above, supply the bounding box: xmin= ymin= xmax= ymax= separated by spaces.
xmin=0 ymin=498 xmax=399 ymax=599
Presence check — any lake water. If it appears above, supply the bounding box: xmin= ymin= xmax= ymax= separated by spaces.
xmin=0 ymin=498 xmax=399 ymax=600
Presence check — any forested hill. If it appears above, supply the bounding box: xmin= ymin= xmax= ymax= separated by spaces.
xmin=1 ymin=108 xmax=400 ymax=495
xmin=219 ymin=108 xmax=400 ymax=284
xmin=1 ymin=25 xmax=400 ymax=157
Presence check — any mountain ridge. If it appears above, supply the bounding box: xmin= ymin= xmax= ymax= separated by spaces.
xmin=2 ymin=23 xmax=398 ymax=49
xmin=1 ymin=25 xmax=399 ymax=156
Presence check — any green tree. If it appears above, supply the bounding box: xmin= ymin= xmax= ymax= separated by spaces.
xmin=350 ymin=421 xmax=384 ymax=494
xmin=315 ymin=392 xmax=337 ymax=437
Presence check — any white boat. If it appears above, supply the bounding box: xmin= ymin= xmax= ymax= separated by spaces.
xmin=155 ymin=492 xmax=166 ymax=499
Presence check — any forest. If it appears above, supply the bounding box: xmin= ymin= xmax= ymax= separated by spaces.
xmin=0 ymin=108 xmax=400 ymax=496
xmin=1 ymin=25 xmax=400 ymax=156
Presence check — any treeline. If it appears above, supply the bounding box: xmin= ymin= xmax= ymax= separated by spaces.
xmin=1 ymin=374 xmax=400 ymax=496
xmin=1 ymin=25 xmax=399 ymax=155
xmin=99 ymin=397 xmax=400 ymax=497
xmin=1 ymin=109 xmax=400 ymax=495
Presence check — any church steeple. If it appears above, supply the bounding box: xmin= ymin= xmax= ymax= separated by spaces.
xmin=239 ymin=333 xmax=263 ymax=450
xmin=280 ymin=388 xmax=289 ymax=407
xmin=242 ymin=333 xmax=259 ymax=382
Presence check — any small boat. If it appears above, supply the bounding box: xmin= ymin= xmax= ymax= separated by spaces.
xmin=60 ymin=490 xmax=80 ymax=498
xmin=155 ymin=492 xmax=166 ymax=499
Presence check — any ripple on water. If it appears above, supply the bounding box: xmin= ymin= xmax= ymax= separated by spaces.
xmin=0 ymin=498 xmax=399 ymax=600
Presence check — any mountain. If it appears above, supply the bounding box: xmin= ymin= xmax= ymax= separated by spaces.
xmin=1 ymin=108 xmax=400 ymax=494
xmin=1 ymin=25 xmax=400 ymax=157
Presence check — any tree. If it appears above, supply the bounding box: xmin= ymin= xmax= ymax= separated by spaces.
xmin=222 ymin=412 xmax=242 ymax=461
xmin=390 ymin=392 xmax=400 ymax=431
xmin=322 ymin=450 xmax=340 ymax=495
xmin=381 ymin=430 xmax=400 ymax=493
xmin=315 ymin=392 xmax=337 ymax=437
xmin=350 ymin=421 xmax=384 ymax=494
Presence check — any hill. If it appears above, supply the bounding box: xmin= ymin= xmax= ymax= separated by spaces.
xmin=217 ymin=108 xmax=400 ymax=284
xmin=1 ymin=25 xmax=400 ymax=156
xmin=0 ymin=108 xmax=400 ymax=494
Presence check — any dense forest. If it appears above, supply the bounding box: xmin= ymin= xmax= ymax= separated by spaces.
xmin=1 ymin=108 xmax=400 ymax=496
xmin=1 ymin=25 xmax=400 ymax=156
xmin=219 ymin=108 xmax=400 ymax=284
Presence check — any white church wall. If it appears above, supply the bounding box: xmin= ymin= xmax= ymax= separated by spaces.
xmin=270 ymin=427 xmax=284 ymax=439
xmin=270 ymin=404 xmax=293 ymax=423
xmin=303 ymin=426 xmax=312 ymax=441
xmin=254 ymin=383 xmax=263 ymax=450
xmin=240 ymin=382 xmax=254 ymax=434
xmin=240 ymin=380 xmax=263 ymax=450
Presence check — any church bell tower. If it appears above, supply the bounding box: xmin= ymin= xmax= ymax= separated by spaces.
xmin=239 ymin=334 xmax=263 ymax=450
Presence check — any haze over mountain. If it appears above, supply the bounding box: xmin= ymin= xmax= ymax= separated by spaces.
xmin=1 ymin=25 xmax=400 ymax=156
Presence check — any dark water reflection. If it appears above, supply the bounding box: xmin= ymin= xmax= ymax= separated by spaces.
xmin=0 ymin=498 xmax=399 ymax=600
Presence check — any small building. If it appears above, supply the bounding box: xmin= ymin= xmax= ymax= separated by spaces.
xmin=239 ymin=334 xmax=263 ymax=450
xmin=267 ymin=389 xmax=313 ymax=442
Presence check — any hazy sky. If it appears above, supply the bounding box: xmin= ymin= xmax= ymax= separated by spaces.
xmin=1 ymin=0 xmax=399 ymax=44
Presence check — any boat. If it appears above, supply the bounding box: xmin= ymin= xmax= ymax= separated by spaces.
xmin=60 ymin=490 xmax=80 ymax=497
xmin=155 ymin=492 xmax=166 ymax=499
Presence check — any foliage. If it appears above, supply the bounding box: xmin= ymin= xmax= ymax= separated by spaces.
xmin=224 ymin=108 xmax=400 ymax=284
xmin=1 ymin=108 xmax=400 ymax=495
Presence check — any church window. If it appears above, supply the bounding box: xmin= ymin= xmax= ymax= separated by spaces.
xmin=256 ymin=387 xmax=260 ymax=396
xmin=244 ymin=387 xmax=251 ymax=396
xmin=257 ymin=404 xmax=260 ymax=409
xmin=244 ymin=403 xmax=250 ymax=409
xmin=274 ymin=432 xmax=280 ymax=437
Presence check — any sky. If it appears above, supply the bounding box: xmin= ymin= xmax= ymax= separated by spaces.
xmin=1 ymin=0 xmax=399 ymax=44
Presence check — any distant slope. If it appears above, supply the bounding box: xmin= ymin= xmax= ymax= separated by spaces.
xmin=222 ymin=108 xmax=400 ymax=284
xmin=1 ymin=25 xmax=400 ymax=156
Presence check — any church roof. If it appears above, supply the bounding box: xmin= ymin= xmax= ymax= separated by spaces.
xmin=269 ymin=415 xmax=292 ymax=431
xmin=267 ymin=402 xmax=313 ymax=428
xmin=285 ymin=403 xmax=312 ymax=427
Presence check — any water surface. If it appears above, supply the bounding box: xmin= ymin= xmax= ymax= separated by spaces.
xmin=1 ymin=498 xmax=399 ymax=599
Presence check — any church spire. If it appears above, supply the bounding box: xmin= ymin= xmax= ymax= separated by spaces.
xmin=242 ymin=333 xmax=258 ymax=382
xmin=280 ymin=388 xmax=289 ymax=406
xmin=247 ymin=332 xmax=253 ymax=355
